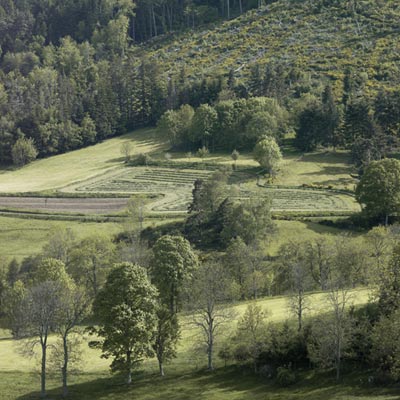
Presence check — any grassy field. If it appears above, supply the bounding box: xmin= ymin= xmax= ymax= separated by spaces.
xmin=0 ymin=128 xmax=166 ymax=193
xmin=0 ymin=215 xmax=357 ymax=261
xmin=0 ymin=216 xmax=122 ymax=260
xmin=0 ymin=289 xmax=375 ymax=400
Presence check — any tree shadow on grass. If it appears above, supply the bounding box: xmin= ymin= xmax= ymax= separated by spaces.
xmin=297 ymin=152 xmax=352 ymax=165
xmin=300 ymin=165 xmax=354 ymax=178
xmin=15 ymin=368 xmax=400 ymax=400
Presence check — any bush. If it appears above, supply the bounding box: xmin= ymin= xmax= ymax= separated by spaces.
xmin=276 ymin=366 xmax=297 ymax=386
xmin=129 ymin=153 xmax=154 ymax=166
xmin=11 ymin=137 xmax=38 ymax=166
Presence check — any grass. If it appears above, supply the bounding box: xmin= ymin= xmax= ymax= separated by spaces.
xmin=0 ymin=289 xmax=374 ymax=400
xmin=0 ymin=215 xmax=122 ymax=260
xmin=0 ymin=128 xmax=166 ymax=193
xmin=276 ymin=151 xmax=358 ymax=191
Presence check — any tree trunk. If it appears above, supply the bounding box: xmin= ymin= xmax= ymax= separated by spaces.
xmin=159 ymin=360 xmax=164 ymax=376
xmin=207 ymin=346 xmax=213 ymax=371
xmin=239 ymin=0 xmax=243 ymax=14
xmin=62 ymin=334 xmax=69 ymax=398
xmin=127 ymin=351 xmax=132 ymax=385
xmin=208 ymin=321 xmax=214 ymax=371
xmin=41 ymin=342 xmax=47 ymax=398
xmin=336 ymin=341 xmax=341 ymax=381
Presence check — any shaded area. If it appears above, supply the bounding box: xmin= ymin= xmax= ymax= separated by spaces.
xmin=14 ymin=367 xmax=400 ymax=400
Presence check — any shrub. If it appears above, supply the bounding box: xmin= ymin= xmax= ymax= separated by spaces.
xmin=276 ymin=366 xmax=297 ymax=386
xmin=11 ymin=137 xmax=38 ymax=167
xmin=129 ymin=153 xmax=154 ymax=166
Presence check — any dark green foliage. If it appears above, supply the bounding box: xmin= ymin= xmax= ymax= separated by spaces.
xmin=295 ymin=102 xmax=326 ymax=151
xmin=91 ymin=263 xmax=158 ymax=384
xmin=150 ymin=235 xmax=198 ymax=314
xmin=355 ymin=159 xmax=400 ymax=225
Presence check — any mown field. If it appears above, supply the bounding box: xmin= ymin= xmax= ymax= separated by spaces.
xmin=0 ymin=289 xmax=376 ymax=400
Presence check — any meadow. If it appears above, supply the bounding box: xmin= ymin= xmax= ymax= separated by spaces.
xmin=0 ymin=289 xmax=375 ymax=400
xmin=0 ymin=128 xmax=166 ymax=193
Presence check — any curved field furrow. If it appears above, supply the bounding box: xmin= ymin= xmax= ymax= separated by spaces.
xmin=0 ymin=167 xmax=360 ymax=216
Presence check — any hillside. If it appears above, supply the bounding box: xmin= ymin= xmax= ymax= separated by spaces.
xmin=142 ymin=0 xmax=400 ymax=93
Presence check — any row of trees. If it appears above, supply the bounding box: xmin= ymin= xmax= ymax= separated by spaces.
xmin=157 ymin=96 xmax=288 ymax=150
xmin=295 ymin=80 xmax=400 ymax=172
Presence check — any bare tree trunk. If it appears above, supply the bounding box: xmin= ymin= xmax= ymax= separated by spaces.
xmin=207 ymin=318 xmax=214 ymax=371
xmin=62 ymin=334 xmax=69 ymax=397
xmin=239 ymin=0 xmax=243 ymax=14
xmin=159 ymin=360 xmax=164 ymax=376
xmin=41 ymin=341 xmax=47 ymax=398
xmin=127 ymin=351 xmax=132 ymax=385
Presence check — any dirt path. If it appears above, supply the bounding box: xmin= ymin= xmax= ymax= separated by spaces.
xmin=0 ymin=197 xmax=129 ymax=214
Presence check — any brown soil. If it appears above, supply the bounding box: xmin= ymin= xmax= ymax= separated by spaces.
xmin=0 ymin=197 xmax=129 ymax=214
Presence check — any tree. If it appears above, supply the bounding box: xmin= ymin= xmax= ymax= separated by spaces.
xmin=13 ymin=259 xmax=71 ymax=398
xmin=235 ymin=304 xmax=269 ymax=372
xmin=91 ymin=263 xmax=158 ymax=384
xmin=355 ymin=158 xmax=400 ymax=225
xmin=190 ymin=104 xmax=218 ymax=148
xmin=68 ymin=235 xmax=116 ymax=297
xmin=224 ymin=237 xmax=270 ymax=299
xmin=188 ymin=169 xmax=230 ymax=215
xmin=11 ymin=136 xmax=38 ymax=166
xmin=370 ymin=307 xmax=400 ymax=381
xmin=42 ymin=227 xmax=76 ymax=265
xmin=365 ymin=226 xmax=394 ymax=283
xmin=322 ymin=84 xmax=340 ymax=148
xmin=150 ymin=235 xmax=198 ymax=314
xmin=152 ymin=305 xmax=180 ymax=376
xmin=308 ymin=288 xmax=354 ymax=381
xmin=304 ymin=238 xmax=334 ymax=291
xmin=221 ymin=198 xmax=275 ymax=246
xmin=56 ymin=284 xmax=90 ymax=397
xmin=253 ymin=136 xmax=282 ymax=177
xmin=189 ymin=260 xmax=234 ymax=371
xmin=280 ymin=242 xmax=312 ymax=331
xmin=157 ymin=110 xmax=180 ymax=146
xmin=224 ymin=237 xmax=252 ymax=300
xmin=245 ymin=112 xmax=278 ymax=142
xmin=376 ymin=243 xmax=400 ymax=316
xmin=197 ymin=145 xmax=209 ymax=162
xmin=121 ymin=196 xmax=150 ymax=267
xmin=120 ymin=141 xmax=133 ymax=162
xmin=295 ymin=100 xmax=326 ymax=151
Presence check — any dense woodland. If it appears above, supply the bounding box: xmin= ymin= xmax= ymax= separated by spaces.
xmin=1 ymin=0 xmax=400 ymax=169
